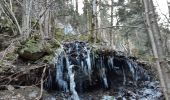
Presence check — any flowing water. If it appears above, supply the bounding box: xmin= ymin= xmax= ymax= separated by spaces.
xmin=44 ymin=41 xmax=164 ymax=100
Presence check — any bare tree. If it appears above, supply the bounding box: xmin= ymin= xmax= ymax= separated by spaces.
xmin=0 ymin=0 xmax=22 ymax=35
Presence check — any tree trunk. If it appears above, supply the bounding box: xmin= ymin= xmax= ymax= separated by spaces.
xmin=92 ymin=0 xmax=98 ymax=43
xmin=167 ymin=1 xmax=170 ymax=18
xmin=83 ymin=0 xmax=88 ymax=34
xmin=43 ymin=0 xmax=52 ymax=39
xmin=22 ymin=0 xmax=33 ymax=38
xmin=110 ymin=0 xmax=114 ymax=48
xmin=87 ymin=0 xmax=93 ymax=41
xmin=143 ymin=0 xmax=169 ymax=99
xmin=76 ymin=0 xmax=78 ymax=14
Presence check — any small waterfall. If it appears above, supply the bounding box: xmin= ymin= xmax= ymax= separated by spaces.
xmin=44 ymin=41 xmax=162 ymax=100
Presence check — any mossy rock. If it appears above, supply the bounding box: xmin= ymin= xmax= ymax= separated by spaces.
xmin=18 ymin=34 xmax=60 ymax=61
xmin=19 ymin=50 xmax=45 ymax=61
xmin=18 ymin=35 xmax=46 ymax=61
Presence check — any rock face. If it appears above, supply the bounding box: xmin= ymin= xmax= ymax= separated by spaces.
xmin=44 ymin=41 xmax=164 ymax=100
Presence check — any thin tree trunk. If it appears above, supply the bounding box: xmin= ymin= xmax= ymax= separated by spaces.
xmin=143 ymin=0 xmax=169 ymax=99
xmin=110 ymin=0 xmax=114 ymax=48
xmin=22 ymin=0 xmax=33 ymax=38
xmin=76 ymin=0 xmax=78 ymax=14
xmin=95 ymin=0 xmax=98 ymax=42
xmin=44 ymin=5 xmax=50 ymax=38
xmin=87 ymin=0 xmax=93 ymax=41
xmin=167 ymin=1 xmax=170 ymax=18
xmin=92 ymin=0 xmax=97 ymax=43
xmin=84 ymin=0 xmax=88 ymax=34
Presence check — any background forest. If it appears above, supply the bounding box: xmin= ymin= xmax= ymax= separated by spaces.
xmin=0 ymin=0 xmax=170 ymax=60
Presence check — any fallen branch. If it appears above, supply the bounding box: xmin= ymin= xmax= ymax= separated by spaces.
xmin=36 ymin=66 xmax=47 ymax=100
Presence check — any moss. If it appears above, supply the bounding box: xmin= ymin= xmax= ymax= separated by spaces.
xmin=18 ymin=34 xmax=60 ymax=62
xmin=42 ymin=54 xmax=54 ymax=64
xmin=139 ymin=55 xmax=155 ymax=63
xmin=54 ymin=28 xmax=65 ymax=42
xmin=20 ymin=35 xmax=43 ymax=54
xmin=5 ymin=52 xmax=18 ymax=61
xmin=43 ymin=42 xmax=53 ymax=54
xmin=0 ymin=60 xmax=3 ymax=67
xmin=79 ymin=34 xmax=89 ymax=41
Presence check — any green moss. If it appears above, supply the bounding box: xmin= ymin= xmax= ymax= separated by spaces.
xmin=20 ymin=35 xmax=43 ymax=54
xmin=139 ymin=55 xmax=155 ymax=63
xmin=5 ymin=52 xmax=18 ymax=61
xmin=42 ymin=54 xmax=54 ymax=64
xmin=0 ymin=60 xmax=3 ymax=67
xmin=54 ymin=28 xmax=65 ymax=42
xmin=79 ymin=34 xmax=89 ymax=41
xmin=43 ymin=42 xmax=53 ymax=54
xmin=18 ymin=34 xmax=61 ymax=62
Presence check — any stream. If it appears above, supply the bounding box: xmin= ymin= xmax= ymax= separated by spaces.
xmin=44 ymin=41 xmax=164 ymax=100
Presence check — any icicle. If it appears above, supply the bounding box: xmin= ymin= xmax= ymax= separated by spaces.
xmin=122 ymin=65 xmax=126 ymax=85
xmin=53 ymin=47 xmax=69 ymax=92
xmin=131 ymin=60 xmax=138 ymax=84
xmin=91 ymin=51 xmax=95 ymax=68
xmin=100 ymin=68 xmax=108 ymax=88
xmin=55 ymin=54 xmax=68 ymax=92
xmin=86 ymin=48 xmax=92 ymax=81
xmin=75 ymin=41 xmax=79 ymax=51
xmin=66 ymin=56 xmax=79 ymax=100
xmin=69 ymin=66 xmax=79 ymax=100
xmin=108 ymin=56 xmax=114 ymax=70
xmin=100 ymin=56 xmax=103 ymax=69
xmin=82 ymin=59 xmax=88 ymax=75
xmin=126 ymin=59 xmax=135 ymax=82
